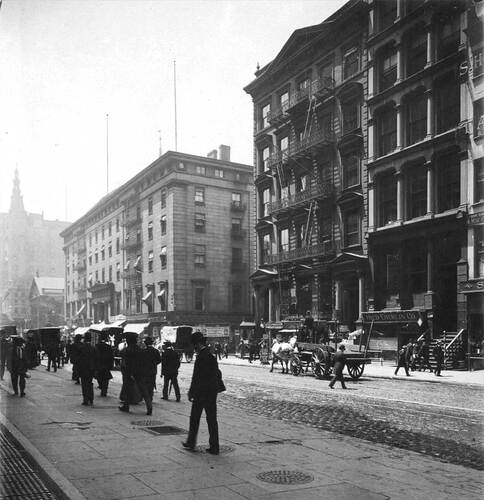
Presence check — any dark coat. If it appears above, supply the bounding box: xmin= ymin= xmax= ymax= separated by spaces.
xmin=333 ymin=350 xmax=346 ymax=375
xmin=433 ymin=344 xmax=444 ymax=362
xmin=10 ymin=345 xmax=28 ymax=375
xmin=137 ymin=346 xmax=161 ymax=378
xmin=24 ymin=340 xmax=38 ymax=368
xmin=77 ymin=342 xmax=96 ymax=376
xmin=188 ymin=346 xmax=219 ymax=400
xmin=95 ymin=342 xmax=114 ymax=380
xmin=161 ymin=348 xmax=180 ymax=376
xmin=120 ymin=344 xmax=141 ymax=378
xmin=70 ymin=340 xmax=83 ymax=365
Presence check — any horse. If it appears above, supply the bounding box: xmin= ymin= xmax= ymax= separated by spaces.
xmin=270 ymin=336 xmax=297 ymax=374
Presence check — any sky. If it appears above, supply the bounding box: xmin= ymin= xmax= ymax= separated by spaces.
xmin=0 ymin=0 xmax=346 ymax=223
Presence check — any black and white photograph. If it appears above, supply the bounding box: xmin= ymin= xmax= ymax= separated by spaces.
xmin=0 ymin=0 xmax=483 ymax=498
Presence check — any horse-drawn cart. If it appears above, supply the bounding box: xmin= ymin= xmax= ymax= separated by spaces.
xmin=290 ymin=342 xmax=371 ymax=380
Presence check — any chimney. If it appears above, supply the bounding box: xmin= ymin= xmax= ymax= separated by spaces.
xmin=219 ymin=144 xmax=230 ymax=161
xmin=207 ymin=149 xmax=218 ymax=159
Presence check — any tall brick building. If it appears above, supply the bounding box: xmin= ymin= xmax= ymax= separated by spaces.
xmin=61 ymin=147 xmax=254 ymax=340
xmin=0 ymin=170 xmax=69 ymax=327
xmin=245 ymin=0 xmax=482 ymax=358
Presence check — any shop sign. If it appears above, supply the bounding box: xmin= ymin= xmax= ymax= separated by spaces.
xmin=265 ymin=321 xmax=283 ymax=330
xmin=469 ymin=212 xmax=484 ymax=225
xmin=362 ymin=310 xmax=422 ymax=323
xmin=459 ymin=280 xmax=484 ymax=293
xmin=460 ymin=48 xmax=483 ymax=79
xmin=195 ymin=326 xmax=229 ymax=337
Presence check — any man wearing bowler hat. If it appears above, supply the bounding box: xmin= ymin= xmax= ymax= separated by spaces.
xmin=161 ymin=340 xmax=181 ymax=401
xmin=182 ymin=331 xmax=220 ymax=454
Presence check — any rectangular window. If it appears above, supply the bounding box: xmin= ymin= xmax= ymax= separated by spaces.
xmin=194 ymin=286 xmax=205 ymax=311
xmin=344 ymin=209 xmax=361 ymax=247
xmin=89 ymin=235 xmax=92 ymax=247
xmin=101 ymin=269 xmax=105 ymax=282
xmin=279 ymin=228 xmax=289 ymax=252
xmin=378 ymin=107 xmax=397 ymax=157
xmin=231 ymin=284 xmax=243 ymax=310
xmin=196 ymin=165 xmax=206 ymax=175
xmin=158 ymin=282 xmax=167 ymax=311
xmin=214 ymin=168 xmax=224 ymax=178
xmin=116 ymin=238 xmax=120 ymax=254
xmin=101 ymin=248 xmax=105 ymax=261
xmin=108 ymin=246 xmax=112 ymax=258
xmin=194 ymin=244 xmax=206 ymax=267
xmin=232 ymin=247 xmax=243 ymax=264
xmin=194 ymin=213 xmax=206 ymax=232
xmin=380 ymin=48 xmax=397 ymax=91
xmin=195 ymin=188 xmax=205 ymax=204
xmin=279 ymin=136 xmax=289 ymax=153
xmin=101 ymin=226 xmax=105 ymax=240
xmin=406 ymin=92 xmax=427 ymax=145
xmin=279 ymin=91 xmax=289 ymax=111
xmin=436 ymin=75 xmax=460 ymax=134
xmin=474 ymin=99 xmax=484 ymax=138
xmin=262 ymin=233 xmax=271 ymax=261
xmin=95 ymin=231 xmax=98 ymax=244
xmin=95 ymin=252 xmax=99 ymax=264
xmin=262 ymin=147 xmax=270 ymax=172
xmin=148 ymin=197 xmax=153 ymax=215
xmin=343 ymin=47 xmax=359 ymax=79
xmin=108 ymin=222 xmax=112 ymax=237
xmin=476 ymin=227 xmax=484 ymax=277
xmin=260 ymin=102 xmax=271 ymax=129
xmin=379 ymin=174 xmax=397 ymax=226
xmin=342 ymin=100 xmax=359 ymax=134
xmin=108 ymin=266 xmax=112 ymax=282
xmin=232 ymin=192 xmax=241 ymax=207
xmin=95 ymin=270 xmax=99 ymax=282
xmin=88 ymin=255 xmax=92 ymax=266
xmin=438 ymin=15 xmax=460 ymax=60
xmin=147 ymin=221 xmax=153 ymax=241
xmin=136 ymin=230 xmax=141 ymax=244
xmin=408 ymin=243 xmax=427 ymax=293
xmin=161 ymin=189 xmax=166 ymax=208
xmin=160 ymin=215 xmax=167 ymax=235
xmin=476 ymin=161 xmax=484 ymax=202
xmin=437 ymin=152 xmax=460 ymax=212
xmin=160 ymin=247 xmax=167 ymax=269
xmin=231 ymin=217 xmax=242 ymax=232
xmin=116 ymin=219 xmax=119 ymax=232
xmin=342 ymin=154 xmax=360 ymax=188
xmin=148 ymin=250 xmax=154 ymax=273
xmin=407 ymin=166 xmax=427 ymax=219
xmin=407 ymin=30 xmax=427 ymax=76
xmin=116 ymin=263 xmax=120 ymax=281
xmin=319 ymin=61 xmax=334 ymax=84
xmin=296 ymin=223 xmax=305 ymax=248
xmin=377 ymin=0 xmax=397 ymax=31
xmin=386 ymin=252 xmax=400 ymax=292
xmin=262 ymin=188 xmax=271 ymax=217
xmin=298 ymin=174 xmax=309 ymax=192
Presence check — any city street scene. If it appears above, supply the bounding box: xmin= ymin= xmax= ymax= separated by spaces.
xmin=0 ymin=0 xmax=483 ymax=498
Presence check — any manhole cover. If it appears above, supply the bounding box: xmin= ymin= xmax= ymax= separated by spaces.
xmin=256 ymin=470 xmax=314 ymax=485
xmin=143 ymin=425 xmax=185 ymax=435
xmin=195 ymin=444 xmax=234 ymax=454
xmin=131 ymin=420 xmax=164 ymax=427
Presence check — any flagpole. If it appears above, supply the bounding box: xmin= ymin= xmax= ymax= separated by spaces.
xmin=106 ymin=113 xmax=109 ymax=193
xmin=173 ymin=60 xmax=178 ymax=151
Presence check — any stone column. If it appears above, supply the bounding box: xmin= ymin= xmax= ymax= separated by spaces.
xmin=334 ymin=279 xmax=341 ymax=321
xmin=368 ymin=175 xmax=375 ymax=232
xmin=426 ymin=160 xmax=434 ymax=215
xmin=396 ymin=0 xmax=402 ymax=21
xmin=368 ymin=116 xmax=375 ymax=161
xmin=425 ymin=24 xmax=433 ymax=68
xmin=358 ymin=272 xmax=365 ymax=318
xmin=425 ymin=89 xmax=433 ymax=139
xmin=396 ymin=170 xmax=404 ymax=223
xmin=396 ymin=43 xmax=402 ymax=84
xmin=396 ymin=103 xmax=403 ymax=150
xmin=253 ymin=288 xmax=261 ymax=324
xmin=268 ymin=286 xmax=274 ymax=322
xmin=368 ymin=55 xmax=374 ymax=99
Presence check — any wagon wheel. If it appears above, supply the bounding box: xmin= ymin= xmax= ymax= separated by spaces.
xmin=185 ymin=352 xmax=193 ymax=363
xmin=347 ymin=362 xmax=364 ymax=380
xmin=290 ymin=356 xmax=302 ymax=376
xmin=312 ymin=360 xmax=324 ymax=379
xmin=312 ymin=348 xmax=331 ymax=378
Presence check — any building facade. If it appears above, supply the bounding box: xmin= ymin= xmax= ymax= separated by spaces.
xmin=245 ymin=0 xmax=370 ymax=334
xmin=0 ymin=170 xmax=69 ymax=327
xmin=61 ymin=147 xmax=254 ymax=339
xmin=29 ymin=277 xmax=65 ymax=329
xmin=246 ymin=0 xmax=481 ymax=355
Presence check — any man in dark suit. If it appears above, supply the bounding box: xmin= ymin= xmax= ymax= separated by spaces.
xmin=9 ymin=337 xmax=28 ymax=396
xmin=329 ymin=344 xmax=347 ymax=389
xmin=161 ymin=340 xmax=180 ymax=401
xmin=78 ymin=332 xmax=96 ymax=406
xmin=140 ymin=337 xmax=161 ymax=407
xmin=182 ymin=331 xmax=220 ymax=455
xmin=433 ymin=340 xmax=444 ymax=376
xmin=94 ymin=332 xmax=114 ymax=397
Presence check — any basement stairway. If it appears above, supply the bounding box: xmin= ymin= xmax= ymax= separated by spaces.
xmin=428 ymin=329 xmax=466 ymax=370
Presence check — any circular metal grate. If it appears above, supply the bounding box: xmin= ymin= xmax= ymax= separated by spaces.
xmin=195 ymin=444 xmax=235 ymax=454
xmin=256 ymin=470 xmax=314 ymax=485
xmin=131 ymin=420 xmax=164 ymax=427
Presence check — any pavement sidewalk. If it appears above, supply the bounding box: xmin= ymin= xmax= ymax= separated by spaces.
xmin=0 ymin=362 xmax=482 ymax=500
xmin=217 ymin=355 xmax=484 ymax=386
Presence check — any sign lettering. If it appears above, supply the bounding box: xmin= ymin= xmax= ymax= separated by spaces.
xmin=362 ymin=310 xmax=422 ymax=323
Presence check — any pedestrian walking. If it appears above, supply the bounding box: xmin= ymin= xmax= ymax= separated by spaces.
xmin=139 ymin=337 xmax=161 ymax=406
xmin=78 ymin=332 xmax=96 ymax=406
xmin=329 ymin=344 xmax=347 ymax=389
xmin=65 ymin=337 xmax=72 ymax=364
xmin=433 ymin=340 xmax=444 ymax=376
xmin=24 ymin=334 xmax=39 ymax=369
xmin=46 ymin=341 xmax=59 ymax=372
xmin=223 ymin=342 xmax=228 ymax=358
xmin=118 ymin=333 xmax=152 ymax=415
xmin=214 ymin=342 xmax=222 ymax=361
xmin=182 ymin=331 xmax=222 ymax=455
xmin=70 ymin=334 xmax=83 ymax=384
xmin=94 ymin=332 xmax=114 ymax=397
xmin=0 ymin=331 xmax=12 ymax=380
xmin=9 ymin=337 xmax=28 ymax=397
xmin=394 ymin=344 xmax=410 ymax=376
xmin=161 ymin=341 xmax=180 ymax=401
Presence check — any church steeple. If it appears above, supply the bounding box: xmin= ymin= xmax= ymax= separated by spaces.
xmin=10 ymin=169 xmax=25 ymax=213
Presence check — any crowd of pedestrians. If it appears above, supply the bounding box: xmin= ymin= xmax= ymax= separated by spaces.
xmin=394 ymin=338 xmax=445 ymax=377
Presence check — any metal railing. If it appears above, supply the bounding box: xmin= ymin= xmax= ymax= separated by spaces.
xmin=268 ymin=184 xmax=334 ymax=213
xmin=265 ymin=241 xmax=336 ymax=265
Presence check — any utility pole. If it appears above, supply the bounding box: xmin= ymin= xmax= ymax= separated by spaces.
xmin=106 ymin=113 xmax=109 ymax=193
xmin=173 ymin=60 xmax=178 ymax=151
xmin=158 ymin=129 xmax=162 ymax=157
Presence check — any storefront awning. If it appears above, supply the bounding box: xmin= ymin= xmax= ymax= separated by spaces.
xmin=279 ymin=329 xmax=298 ymax=334
xmin=124 ymin=323 xmax=149 ymax=335
xmin=110 ymin=319 xmax=127 ymax=328
xmin=89 ymin=322 xmax=107 ymax=332
xmin=73 ymin=326 xmax=90 ymax=336
xmin=240 ymin=321 xmax=256 ymax=327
